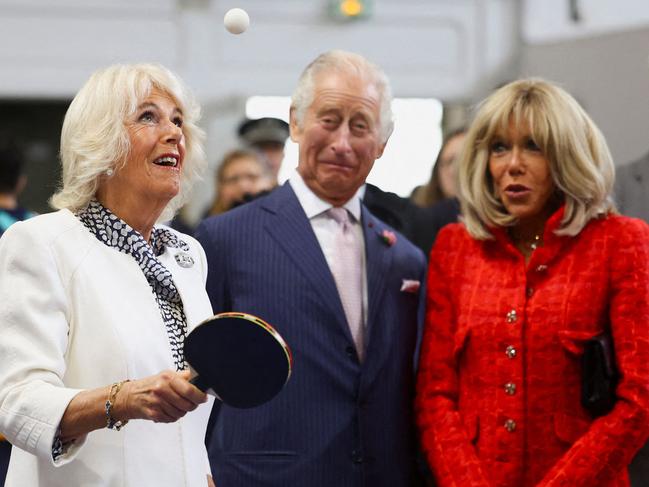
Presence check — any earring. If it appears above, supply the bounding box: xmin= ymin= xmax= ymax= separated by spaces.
xmin=106 ymin=168 xmax=114 ymax=177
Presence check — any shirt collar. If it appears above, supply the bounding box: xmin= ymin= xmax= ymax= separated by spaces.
xmin=288 ymin=169 xmax=362 ymax=222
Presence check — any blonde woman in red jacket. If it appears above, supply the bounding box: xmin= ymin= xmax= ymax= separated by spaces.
xmin=415 ymin=78 xmax=649 ymax=487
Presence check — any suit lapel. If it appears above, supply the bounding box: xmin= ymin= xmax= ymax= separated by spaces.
xmin=362 ymin=205 xmax=394 ymax=355
xmin=262 ymin=184 xmax=350 ymax=334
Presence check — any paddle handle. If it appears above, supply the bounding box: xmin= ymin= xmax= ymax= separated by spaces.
xmin=189 ymin=374 xmax=211 ymax=393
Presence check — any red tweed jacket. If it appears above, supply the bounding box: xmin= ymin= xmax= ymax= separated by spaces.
xmin=415 ymin=209 xmax=649 ymax=487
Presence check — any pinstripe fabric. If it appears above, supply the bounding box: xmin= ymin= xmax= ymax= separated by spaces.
xmin=196 ymin=183 xmax=426 ymax=487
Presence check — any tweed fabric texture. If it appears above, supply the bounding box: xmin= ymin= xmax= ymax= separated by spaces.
xmin=416 ymin=208 xmax=649 ymax=487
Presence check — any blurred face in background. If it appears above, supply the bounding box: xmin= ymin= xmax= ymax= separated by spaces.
xmin=218 ymin=154 xmax=272 ymax=211
xmin=437 ymin=131 xmax=466 ymax=199
xmin=254 ymin=142 xmax=285 ymax=182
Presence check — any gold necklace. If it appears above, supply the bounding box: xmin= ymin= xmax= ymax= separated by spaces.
xmin=510 ymin=230 xmax=543 ymax=251
xmin=529 ymin=234 xmax=541 ymax=250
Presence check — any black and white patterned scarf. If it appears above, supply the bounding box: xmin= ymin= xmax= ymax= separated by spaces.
xmin=77 ymin=200 xmax=189 ymax=371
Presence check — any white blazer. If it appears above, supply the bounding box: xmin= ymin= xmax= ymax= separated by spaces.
xmin=0 ymin=209 xmax=215 ymax=487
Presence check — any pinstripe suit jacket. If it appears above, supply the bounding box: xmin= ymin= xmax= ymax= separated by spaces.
xmin=196 ymin=182 xmax=426 ymax=487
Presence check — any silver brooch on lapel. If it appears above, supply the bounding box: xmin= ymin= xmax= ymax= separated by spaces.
xmin=174 ymin=252 xmax=194 ymax=268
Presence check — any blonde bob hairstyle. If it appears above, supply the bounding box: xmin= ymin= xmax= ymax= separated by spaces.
xmin=458 ymin=78 xmax=615 ymax=240
xmin=50 ymin=63 xmax=206 ymax=222
xmin=290 ymin=49 xmax=394 ymax=144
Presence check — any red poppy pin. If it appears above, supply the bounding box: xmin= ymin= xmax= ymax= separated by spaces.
xmin=381 ymin=229 xmax=397 ymax=247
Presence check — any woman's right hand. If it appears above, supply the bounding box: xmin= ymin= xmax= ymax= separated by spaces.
xmin=114 ymin=370 xmax=208 ymax=423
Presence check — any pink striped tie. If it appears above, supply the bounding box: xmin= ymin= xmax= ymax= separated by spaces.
xmin=328 ymin=207 xmax=364 ymax=361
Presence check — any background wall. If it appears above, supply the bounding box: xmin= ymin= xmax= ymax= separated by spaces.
xmin=520 ymin=26 xmax=649 ymax=166
xmin=0 ymin=0 xmax=648 ymax=219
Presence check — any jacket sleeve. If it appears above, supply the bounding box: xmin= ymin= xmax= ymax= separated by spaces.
xmin=195 ymin=218 xmax=230 ymax=314
xmin=194 ymin=218 xmax=229 ymax=448
xmin=415 ymin=228 xmax=492 ymax=486
xmin=538 ymin=219 xmax=649 ymax=486
xmin=0 ymin=221 xmax=86 ymax=465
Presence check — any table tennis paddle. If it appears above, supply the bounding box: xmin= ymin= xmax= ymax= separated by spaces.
xmin=184 ymin=312 xmax=292 ymax=409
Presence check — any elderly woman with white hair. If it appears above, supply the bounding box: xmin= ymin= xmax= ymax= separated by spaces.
xmin=0 ymin=64 xmax=216 ymax=486
xmin=416 ymin=79 xmax=649 ymax=486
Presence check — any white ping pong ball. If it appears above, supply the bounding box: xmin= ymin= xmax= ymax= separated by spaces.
xmin=224 ymin=8 xmax=250 ymax=35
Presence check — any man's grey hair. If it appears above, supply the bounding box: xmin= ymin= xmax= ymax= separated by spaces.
xmin=290 ymin=50 xmax=394 ymax=143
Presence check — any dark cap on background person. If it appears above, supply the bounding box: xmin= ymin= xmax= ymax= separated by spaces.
xmin=238 ymin=117 xmax=289 ymax=147
xmin=237 ymin=117 xmax=290 ymax=182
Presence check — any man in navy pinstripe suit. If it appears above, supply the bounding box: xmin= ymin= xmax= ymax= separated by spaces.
xmin=196 ymin=50 xmax=426 ymax=487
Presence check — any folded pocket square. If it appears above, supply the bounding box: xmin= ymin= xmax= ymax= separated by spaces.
xmin=400 ymin=279 xmax=420 ymax=293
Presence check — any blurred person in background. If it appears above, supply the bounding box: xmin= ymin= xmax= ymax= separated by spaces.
xmin=362 ymin=180 xmax=456 ymax=258
xmin=410 ymin=127 xmax=466 ymax=208
xmin=614 ymin=105 xmax=649 ymax=487
xmin=615 ymin=152 xmax=649 ymax=222
xmin=238 ymin=117 xmax=290 ymax=185
xmin=205 ymin=148 xmax=274 ymax=217
xmin=0 ymin=63 xmax=217 ymax=487
xmin=416 ymin=78 xmax=649 ymax=486
xmin=0 ymin=143 xmax=36 ymax=238
xmin=405 ymin=128 xmax=466 ymax=256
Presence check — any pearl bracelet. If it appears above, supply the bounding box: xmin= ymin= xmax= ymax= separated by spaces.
xmin=105 ymin=380 xmax=130 ymax=431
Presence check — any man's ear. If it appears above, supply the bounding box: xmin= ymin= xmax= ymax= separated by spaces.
xmin=375 ymin=140 xmax=388 ymax=160
xmin=289 ymin=107 xmax=302 ymax=144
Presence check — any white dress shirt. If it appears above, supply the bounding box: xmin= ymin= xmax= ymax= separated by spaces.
xmin=288 ymin=171 xmax=368 ymax=328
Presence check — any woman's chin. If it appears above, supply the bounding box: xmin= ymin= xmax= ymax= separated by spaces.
xmin=148 ymin=185 xmax=180 ymax=205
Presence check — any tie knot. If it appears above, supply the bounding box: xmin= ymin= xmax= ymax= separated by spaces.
xmin=329 ymin=207 xmax=350 ymax=225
